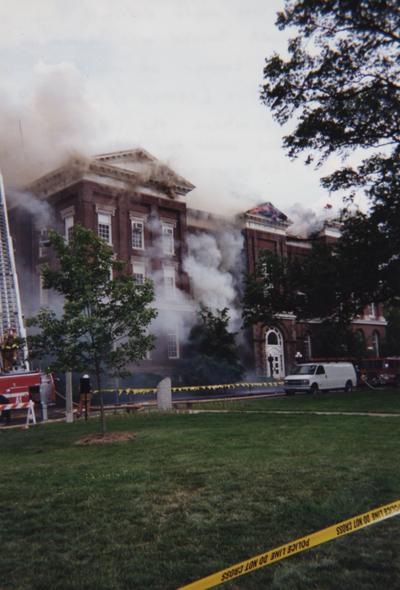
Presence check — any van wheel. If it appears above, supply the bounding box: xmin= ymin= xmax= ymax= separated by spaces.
xmin=310 ymin=383 xmax=319 ymax=395
xmin=345 ymin=380 xmax=353 ymax=393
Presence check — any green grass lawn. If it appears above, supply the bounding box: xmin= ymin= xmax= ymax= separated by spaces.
xmin=1 ymin=390 xmax=400 ymax=590
xmin=194 ymin=387 xmax=400 ymax=413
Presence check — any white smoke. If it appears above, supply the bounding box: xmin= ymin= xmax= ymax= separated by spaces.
xmin=0 ymin=61 xmax=102 ymax=188
xmin=286 ymin=203 xmax=336 ymax=238
xmin=183 ymin=224 xmax=244 ymax=328
xmin=8 ymin=189 xmax=55 ymax=229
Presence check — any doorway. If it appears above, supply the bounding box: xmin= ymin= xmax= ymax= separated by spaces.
xmin=265 ymin=327 xmax=285 ymax=378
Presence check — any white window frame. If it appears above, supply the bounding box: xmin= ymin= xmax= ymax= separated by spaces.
xmin=39 ymin=274 xmax=49 ymax=306
xmin=163 ymin=265 xmax=176 ymax=297
xmin=162 ymin=223 xmax=175 ymax=255
xmin=372 ymin=331 xmax=380 ymax=356
xmin=368 ymin=303 xmax=377 ymax=319
xmin=132 ymin=260 xmax=146 ymax=285
xmin=98 ymin=212 xmax=112 ymax=245
xmin=64 ymin=215 xmax=74 ymax=243
xmin=167 ymin=330 xmax=180 ymax=359
xmin=131 ymin=218 xmax=144 ymax=250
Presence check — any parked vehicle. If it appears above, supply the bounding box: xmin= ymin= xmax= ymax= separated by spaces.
xmin=0 ymin=370 xmax=55 ymax=404
xmin=284 ymin=363 xmax=357 ymax=395
xmin=358 ymin=357 xmax=400 ymax=387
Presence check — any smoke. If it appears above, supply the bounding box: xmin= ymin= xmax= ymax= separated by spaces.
xmin=286 ymin=203 xmax=336 ymax=238
xmin=183 ymin=224 xmax=244 ymax=328
xmin=8 ymin=189 xmax=55 ymax=229
xmin=0 ymin=61 xmax=102 ymax=188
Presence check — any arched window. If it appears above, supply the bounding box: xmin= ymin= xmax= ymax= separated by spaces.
xmin=267 ymin=332 xmax=278 ymax=345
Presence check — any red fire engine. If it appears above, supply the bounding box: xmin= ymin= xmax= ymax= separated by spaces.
xmin=358 ymin=357 xmax=400 ymax=387
xmin=0 ymin=172 xmax=55 ymax=409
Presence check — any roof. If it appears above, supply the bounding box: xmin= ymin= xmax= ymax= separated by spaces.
xmin=28 ymin=148 xmax=195 ymax=199
xmin=245 ymin=202 xmax=290 ymax=225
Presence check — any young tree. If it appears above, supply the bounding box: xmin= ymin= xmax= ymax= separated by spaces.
xmin=179 ymin=307 xmax=244 ymax=385
xmin=261 ymin=1 xmax=400 ymax=308
xmin=28 ymin=225 xmax=157 ymax=433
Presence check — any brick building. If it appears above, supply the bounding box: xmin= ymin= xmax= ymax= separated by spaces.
xmin=9 ymin=148 xmax=386 ymax=380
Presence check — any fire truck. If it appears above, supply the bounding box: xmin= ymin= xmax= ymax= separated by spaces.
xmin=358 ymin=357 xmax=400 ymax=387
xmin=0 ymin=172 xmax=55 ymax=406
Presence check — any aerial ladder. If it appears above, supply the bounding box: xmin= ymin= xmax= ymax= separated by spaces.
xmin=0 ymin=172 xmax=56 ymax=420
xmin=0 ymin=171 xmax=28 ymax=371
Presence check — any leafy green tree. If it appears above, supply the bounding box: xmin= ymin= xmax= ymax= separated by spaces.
xmin=242 ymin=250 xmax=295 ymax=328
xmin=242 ymin=246 xmax=365 ymax=355
xmin=261 ymin=0 xmax=400 ymax=308
xmin=179 ymin=307 xmax=244 ymax=385
xmin=28 ymin=225 xmax=157 ymax=433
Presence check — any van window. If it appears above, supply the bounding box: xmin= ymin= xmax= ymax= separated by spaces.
xmin=291 ymin=364 xmax=317 ymax=375
xmin=316 ymin=365 xmax=325 ymax=375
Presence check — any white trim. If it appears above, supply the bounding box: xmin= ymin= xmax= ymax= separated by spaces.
xmin=245 ymin=220 xmax=287 ymax=235
xmin=60 ymin=205 xmax=75 ymax=220
xmin=321 ymin=228 xmax=341 ymax=238
xmin=129 ymin=211 xmax=148 ymax=221
xmin=286 ymin=241 xmax=312 ymax=249
xmin=95 ymin=204 xmax=116 ymax=216
xmin=352 ymin=319 xmax=387 ymax=326
xmin=161 ymin=222 xmax=175 ymax=255
xmin=131 ymin=217 xmax=145 ymax=250
xmin=166 ymin=329 xmax=180 ymax=359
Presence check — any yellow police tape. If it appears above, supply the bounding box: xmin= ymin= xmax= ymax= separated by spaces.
xmin=93 ymin=381 xmax=284 ymax=395
xmin=177 ymin=499 xmax=400 ymax=589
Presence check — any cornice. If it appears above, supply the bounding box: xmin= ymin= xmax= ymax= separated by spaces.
xmin=27 ymin=151 xmax=195 ymax=199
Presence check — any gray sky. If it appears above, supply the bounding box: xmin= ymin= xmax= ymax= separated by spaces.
xmin=0 ymin=0 xmax=346 ymax=216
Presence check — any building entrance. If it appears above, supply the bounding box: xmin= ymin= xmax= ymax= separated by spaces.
xmin=265 ymin=328 xmax=285 ymax=378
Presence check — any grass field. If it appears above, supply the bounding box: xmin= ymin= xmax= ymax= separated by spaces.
xmin=194 ymin=387 xmax=400 ymax=413
xmin=1 ymin=389 xmax=400 ymax=590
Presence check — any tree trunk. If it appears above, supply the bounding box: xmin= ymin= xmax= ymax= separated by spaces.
xmin=95 ymin=364 xmax=106 ymax=435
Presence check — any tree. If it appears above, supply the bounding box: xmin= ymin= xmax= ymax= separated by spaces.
xmin=28 ymin=225 xmax=157 ymax=433
xmin=242 ymin=250 xmax=295 ymax=328
xmin=261 ymin=0 xmax=400 ymax=308
xmin=178 ymin=307 xmax=244 ymax=385
xmin=242 ymin=247 xmax=365 ymax=357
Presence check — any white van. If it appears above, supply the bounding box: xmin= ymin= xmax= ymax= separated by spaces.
xmin=284 ymin=363 xmax=357 ymax=395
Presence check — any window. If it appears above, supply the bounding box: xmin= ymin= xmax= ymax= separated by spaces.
xmin=163 ymin=266 xmax=176 ymax=297
xmin=98 ymin=212 xmax=112 ymax=244
xmin=304 ymin=333 xmax=312 ymax=359
xmin=368 ymin=303 xmax=377 ymax=319
xmin=267 ymin=332 xmax=278 ymax=345
xmin=167 ymin=330 xmax=179 ymax=359
xmin=162 ymin=223 xmax=174 ymax=255
xmin=316 ymin=365 xmax=325 ymax=375
xmin=64 ymin=215 xmax=74 ymax=243
xmin=132 ymin=261 xmax=146 ymax=285
xmin=39 ymin=274 xmax=49 ymax=306
xmin=131 ymin=218 xmax=144 ymax=250
xmin=372 ymin=331 xmax=380 ymax=356
xmin=38 ymin=229 xmax=48 ymax=258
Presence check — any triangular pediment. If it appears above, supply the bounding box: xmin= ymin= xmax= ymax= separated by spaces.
xmin=94 ymin=148 xmax=194 ymax=194
xmin=246 ymin=202 xmax=291 ymax=226
xmin=28 ymin=148 xmax=195 ymax=198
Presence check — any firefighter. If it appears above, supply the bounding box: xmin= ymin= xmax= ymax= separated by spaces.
xmin=1 ymin=329 xmax=20 ymax=372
